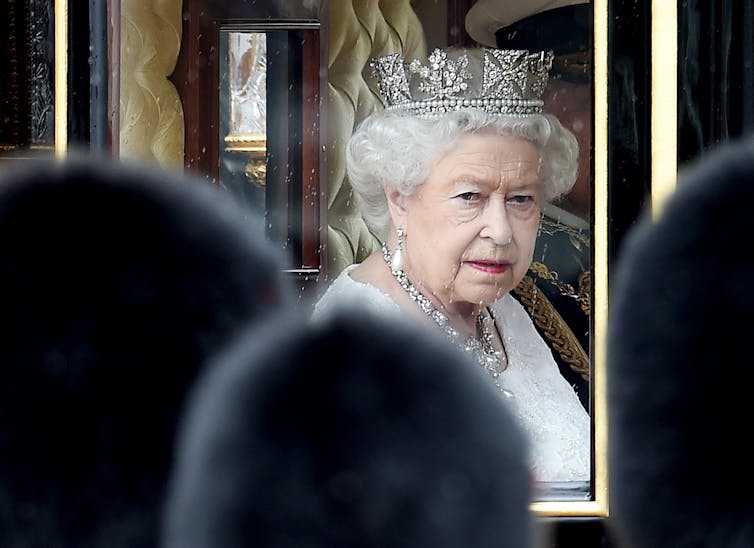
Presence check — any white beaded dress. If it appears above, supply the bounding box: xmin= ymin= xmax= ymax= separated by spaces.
xmin=312 ymin=264 xmax=590 ymax=483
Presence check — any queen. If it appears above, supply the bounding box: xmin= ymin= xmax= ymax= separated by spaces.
xmin=313 ymin=47 xmax=589 ymax=483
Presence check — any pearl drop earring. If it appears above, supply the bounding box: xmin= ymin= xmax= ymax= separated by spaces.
xmin=391 ymin=227 xmax=405 ymax=272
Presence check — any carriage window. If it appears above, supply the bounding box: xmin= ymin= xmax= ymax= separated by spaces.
xmin=218 ymin=27 xmax=322 ymax=278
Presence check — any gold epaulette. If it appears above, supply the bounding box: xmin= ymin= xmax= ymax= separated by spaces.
xmin=513 ymin=275 xmax=590 ymax=381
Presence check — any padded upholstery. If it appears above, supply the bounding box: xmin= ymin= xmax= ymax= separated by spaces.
xmin=120 ymin=0 xmax=184 ymax=167
xmin=117 ymin=0 xmax=424 ymax=268
xmin=327 ymin=0 xmax=426 ymax=277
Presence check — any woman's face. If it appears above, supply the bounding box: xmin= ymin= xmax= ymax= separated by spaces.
xmin=391 ymin=132 xmax=542 ymax=316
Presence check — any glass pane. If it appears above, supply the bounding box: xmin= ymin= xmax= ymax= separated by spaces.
xmin=219 ymin=31 xmax=267 ymax=236
xmin=218 ymin=27 xmax=321 ymax=273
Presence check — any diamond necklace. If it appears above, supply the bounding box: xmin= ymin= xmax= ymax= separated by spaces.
xmin=381 ymin=243 xmax=510 ymax=392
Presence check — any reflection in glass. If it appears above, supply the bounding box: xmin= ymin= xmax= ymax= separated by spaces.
xmin=219 ymin=31 xmax=267 ymax=234
xmin=229 ymin=32 xmax=267 ymax=138
xmin=218 ymin=25 xmax=322 ymax=274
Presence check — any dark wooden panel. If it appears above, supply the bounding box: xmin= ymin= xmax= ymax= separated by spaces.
xmin=300 ymin=30 xmax=322 ymax=269
xmin=172 ymin=0 xmax=327 ymax=287
xmin=1 ymin=0 xmax=32 ymax=150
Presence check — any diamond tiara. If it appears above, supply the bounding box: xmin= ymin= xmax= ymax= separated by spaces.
xmin=370 ymin=48 xmax=554 ymax=117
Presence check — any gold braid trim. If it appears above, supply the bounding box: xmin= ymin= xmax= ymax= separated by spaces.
xmin=528 ymin=261 xmax=591 ymax=315
xmin=513 ymin=275 xmax=590 ymax=381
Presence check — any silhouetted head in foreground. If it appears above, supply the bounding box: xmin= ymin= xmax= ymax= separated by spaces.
xmin=162 ymin=309 xmax=533 ymax=548
xmin=0 ymin=156 xmax=289 ymax=547
xmin=608 ymin=138 xmax=754 ymax=548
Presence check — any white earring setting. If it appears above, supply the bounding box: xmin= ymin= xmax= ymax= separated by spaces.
xmin=390 ymin=227 xmax=405 ymax=273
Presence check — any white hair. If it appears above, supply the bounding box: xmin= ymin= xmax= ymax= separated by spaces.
xmin=346 ymin=109 xmax=579 ymax=240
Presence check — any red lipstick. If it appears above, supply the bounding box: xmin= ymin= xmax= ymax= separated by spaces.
xmin=465 ymin=260 xmax=511 ymax=274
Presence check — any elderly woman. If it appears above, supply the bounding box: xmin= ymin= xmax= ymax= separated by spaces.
xmin=314 ymin=47 xmax=589 ymax=483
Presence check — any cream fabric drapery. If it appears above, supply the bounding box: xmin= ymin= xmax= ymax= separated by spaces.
xmin=120 ymin=0 xmax=184 ymax=167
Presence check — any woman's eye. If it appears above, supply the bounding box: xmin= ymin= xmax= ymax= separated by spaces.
xmin=456 ymin=192 xmax=479 ymax=202
xmin=507 ymin=195 xmax=535 ymax=207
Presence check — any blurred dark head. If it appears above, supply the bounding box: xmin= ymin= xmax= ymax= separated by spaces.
xmin=608 ymin=138 xmax=754 ymax=547
xmin=162 ymin=309 xmax=532 ymax=548
xmin=0 ymin=155 xmax=290 ymax=547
